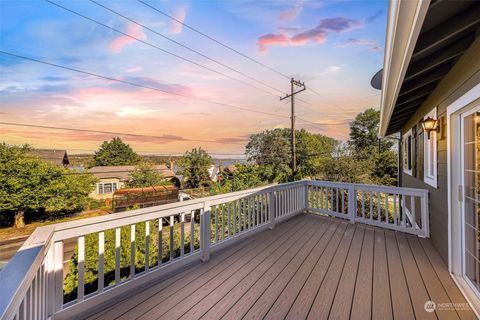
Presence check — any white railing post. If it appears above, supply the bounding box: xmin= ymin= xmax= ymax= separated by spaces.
xmin=201 ymin=202 xmax=211 ymax=262
xmin=304 ymin=181 xmax=309 ymax=212
xmin=54 ymin=241 xmax=64 ymax=313
xmin=269 ymin=190 xmax=276 ymax=229
xmin=348 ymin=184 xmax=356 ymax=224
xmin=46 ymin=240 xmax=55 ymax=318
xmin=421 ymin=190 xmax=430 ymax=237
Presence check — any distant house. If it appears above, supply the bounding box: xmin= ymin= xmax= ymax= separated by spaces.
xmin=31 ymin=149 xmax=69 ymax=167
xmin=88 ymin=165 xmax=175 ymax=199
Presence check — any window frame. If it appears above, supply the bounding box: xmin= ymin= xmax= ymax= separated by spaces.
xmin=403 ymin=129 xmax=413 ymax=175
xmin=423 ymin=108 xmax=437 ymax=187
xmin=97 ymin=182 xmax=118 ymax=194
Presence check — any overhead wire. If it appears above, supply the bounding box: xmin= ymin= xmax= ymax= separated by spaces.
xmin=46 ymin=0 xmax=280 ymax=97
xmin=137 ymin=0 xmax=362 ymax=111
xmin=89 ymin=0 xmax=287 ymax=96
xmin=0 ymin=50 xmax=290 ymax=119
xmin=137 ymin=0 xmax=291 ymax=80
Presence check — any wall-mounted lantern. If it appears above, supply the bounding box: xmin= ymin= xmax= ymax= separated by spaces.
xmin=422 ymin=116 xmax=438 ymax=139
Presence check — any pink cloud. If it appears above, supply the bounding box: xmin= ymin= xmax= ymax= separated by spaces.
xmin=278 ymin=1 xmax=303 ymax=21
xmin=110 ymin=23 xmax=146 ymax=53
xmin=169 ymin=7 xmax=187 ymax=34
xmin=257 ymin=16 xmax=363 ymax=53
xmin=257 ymin=33 xmax=291 ymax=53
xmin=125 ymin=66 xmax=143 ymax=73
xmin=336 ymin=38 xmax=382 ymax=52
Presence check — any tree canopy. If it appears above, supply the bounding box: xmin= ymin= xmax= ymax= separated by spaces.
xmin=126 ymin=161 xmax=167 ymax=188
xmin=0 ymin=143 xmax=97 ymax=227
xmin=93 ymin=137 xmax=140 ymax=166
xmin=246 ymin=128 xmax=336 ymax=181
xmin=212 ymin=163 xmax=267 ymax=193
xmin=320 ymin=108 xmax=398 ymax=186
xmin=178 ymin=148 xmax=212 ymax=188
xmin=349 ymin=108 xmax=394 ymax=156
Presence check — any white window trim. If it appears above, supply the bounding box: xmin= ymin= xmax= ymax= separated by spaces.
xmin=402 ymin=129 xmax=413 ymax=175
xmin=97 ymin=182 xmax=118 ymax=194
xmin=423 ymin=108 xmax=437 ymax=188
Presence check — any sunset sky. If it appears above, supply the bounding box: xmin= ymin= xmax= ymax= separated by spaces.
xmin=0 ymin=0 xmax=386 ymax=157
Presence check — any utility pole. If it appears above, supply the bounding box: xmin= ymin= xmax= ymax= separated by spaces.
xmin=280 ymin=78 xmax=306 ymax=180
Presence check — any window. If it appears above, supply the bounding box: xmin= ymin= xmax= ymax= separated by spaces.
xmin=403 ymin=129 xmax=413 ymax=175
xmin=423 ymin=108 xmax=437 ymax=187
xmin=97 ymin=182 xmax=118 ymax=194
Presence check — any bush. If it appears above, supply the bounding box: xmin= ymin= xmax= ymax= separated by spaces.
xmin=63 ymin=216 xmax=201 ymax=302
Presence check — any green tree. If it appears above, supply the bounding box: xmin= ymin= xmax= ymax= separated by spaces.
xmin=246 ymin=129 xmax=290 ymax=180
xmin=127 ymin=161 xmax=167 ymax=188
xmin=212 ymin=164 xmax=267 ymax=194
xmin=246 ymin=128 xmax=336 ymax=181
xmin=349 ymin=108 xmax=394 ymax=157
xmin=371 ymin=149 xmax=398 ymax=186
xmin=178 ymin=148 xmax=212 ymax=188
xmin=349 ymin=108 xmax=398 ymax=185
xmin=321 ymin=144 xmax=371 ymax=183
xmin=0 ymin=143 xmax=97 ymax=228
xmin=93 ymin=137 xmax=140 ymax=166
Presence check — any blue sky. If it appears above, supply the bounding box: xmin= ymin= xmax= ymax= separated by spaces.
xmin=0 ymin=0 xmax=387 ymax=156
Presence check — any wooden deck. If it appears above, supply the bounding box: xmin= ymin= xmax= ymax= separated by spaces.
xmin=87 ymin=214 xmax=476 ymax=320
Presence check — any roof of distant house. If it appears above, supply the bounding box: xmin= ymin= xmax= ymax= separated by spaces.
xmin=31 ymin=149 xmax=69 ymax=166
xmin=88 ymin=165 xmax=175 ymax=180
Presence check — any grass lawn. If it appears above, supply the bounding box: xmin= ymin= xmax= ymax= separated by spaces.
xmin=0 ymin=210 xmax=111 ymax=241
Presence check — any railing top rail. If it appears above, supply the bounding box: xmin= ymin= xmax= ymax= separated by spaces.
xmin=307 ymin=180 xmax=428 ymax=196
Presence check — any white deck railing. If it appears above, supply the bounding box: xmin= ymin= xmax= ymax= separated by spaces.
xmin=306 ymin=181 xmax=429 ymax=237
xmin=0 ymin=180 xmax=428 ymax=320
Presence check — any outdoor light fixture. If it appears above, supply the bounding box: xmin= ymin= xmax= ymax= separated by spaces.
xmin=422 ymin=116 xmax=438 ymax=139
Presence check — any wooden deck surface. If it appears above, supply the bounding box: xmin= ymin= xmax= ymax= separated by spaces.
xmin=87 ymin=214 xmax=477 ymax=320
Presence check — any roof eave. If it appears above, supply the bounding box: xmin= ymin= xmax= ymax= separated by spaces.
xmin=379 ymin=0 xmax=430 ymax=137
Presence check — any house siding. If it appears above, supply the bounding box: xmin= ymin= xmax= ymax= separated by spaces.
xmin=89 ymin=178 xmax=125 ymax=200
xmin=399 ymin=37 xmax=480 ymax=264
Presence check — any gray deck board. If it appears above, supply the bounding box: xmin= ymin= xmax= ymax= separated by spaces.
xmin=85 ymin=214 xmax=477 ymax=320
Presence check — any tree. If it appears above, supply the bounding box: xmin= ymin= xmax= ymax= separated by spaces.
xmin=0 ymin=143 xmax=97 ymax=228
xmin=348 ymin=108 xmax=398 ymax=185
xmin=178 ymin=148 xmax=212 ymax=188
xmin=212 ymin=164 xmax=267 ymax=194
xmin=349 ymin=108 xmax=394 ymax=157
xmin=295 ymin=129 xmax=337 ymax=178
xmin=321 ymin=144 xmax=371 ymax=183
xmin=127 ymin=161 xmax=167 ymax=188
xmin=246 ymin=128 xmax=336 ymax=182
xmin=93 ymin=137 xmax=140 ymax=166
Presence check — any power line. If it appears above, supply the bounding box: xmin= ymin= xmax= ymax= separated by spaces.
xmin=296 ymin=117 xmax=351 ymax=127
xmin=138 ymin=0 xmax=291 ymax=80
xmin=0 ymin=121 xmax=249 ymax=145
xmin=46 ymin=0 xmax=279 ymax=97
xmin=89 ymin=0 xmax=287 ymax=97
xmin=0 ymin=50 xmax=290 ymax=119
xmin=136 ymin=1 xmax=380 ymax=117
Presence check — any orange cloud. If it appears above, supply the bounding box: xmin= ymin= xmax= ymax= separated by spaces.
xmin=257 ymin=33 xmax=291 ymax=53
xmin=110 ymin=23 xmax=146 ymax=53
